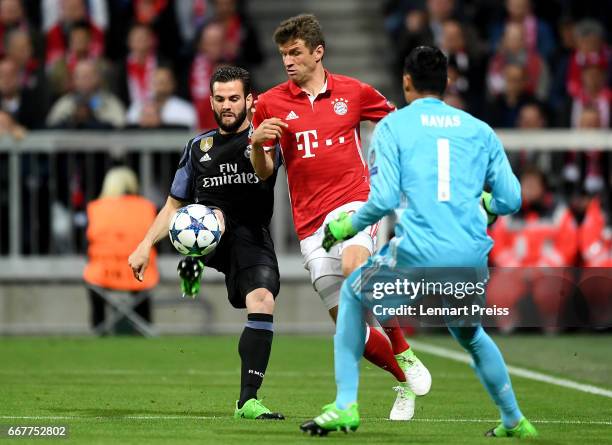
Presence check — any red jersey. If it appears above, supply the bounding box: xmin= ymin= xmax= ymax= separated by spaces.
xmin=252 ymin=71 xmax=394 ymax=239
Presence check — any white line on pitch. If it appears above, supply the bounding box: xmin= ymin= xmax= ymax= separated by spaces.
xmin=410 ymin=340 xmax=612 ymax=398
xmin=0 ymin=416 xmax=610 ymax=426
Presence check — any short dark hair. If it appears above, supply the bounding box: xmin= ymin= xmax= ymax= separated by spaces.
xmin=273 ymin=14 xmax=325 ymax=51
xmin=210 ymin=65 xmax=251 ymax=96
xmin=404 ymin=46 xmax=448 ymax=96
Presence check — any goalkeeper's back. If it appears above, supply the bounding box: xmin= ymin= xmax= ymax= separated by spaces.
xmin=376 ymin=97 xmax=521 ymax=267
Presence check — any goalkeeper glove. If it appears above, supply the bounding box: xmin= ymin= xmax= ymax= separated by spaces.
xmin=481 ymin=191 xmax=498 ymax=225
xmin=322 ymin=212 xmax=358 ymax=252
xmin=177 ymin=256 xmax=204 ymax=298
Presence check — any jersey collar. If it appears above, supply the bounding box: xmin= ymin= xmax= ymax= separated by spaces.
xmin=411 ymin=97 xmax=443 ymax=106
xmin=287 ymin=70 xmax=334 ymax=98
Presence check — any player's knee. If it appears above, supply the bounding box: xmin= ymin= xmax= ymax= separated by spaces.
xmin=448 ymin=325 xmax=483 ymax=350
xmin=328 ymin=305 xmax=338 ymax=323
xmin=341 ymin=256 xmax=362 ymax=277
xmin=341 ymin=246 xmax=370 ymax=277
xmin=245 ymin=288 xmax=275 ymax=314
xmin=212 ymin=209 xmax=226 ymax=235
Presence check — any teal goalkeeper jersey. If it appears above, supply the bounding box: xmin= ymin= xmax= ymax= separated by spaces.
xmin=352 ymin=97 xmax=521 ymax=267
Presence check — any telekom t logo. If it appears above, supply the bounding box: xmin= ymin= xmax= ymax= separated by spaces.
xmin=296 ymin=130 xmax=318 ymax=158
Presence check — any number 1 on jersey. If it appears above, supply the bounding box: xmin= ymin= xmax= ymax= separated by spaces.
xmin=437 ymin=138 xmax=450 ymax=202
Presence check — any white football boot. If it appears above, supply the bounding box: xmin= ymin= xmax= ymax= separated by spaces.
xmin=389 ymin=385 xmax=415 ymax=421
xmin=395 ymin=349 xmax=432 ymax=396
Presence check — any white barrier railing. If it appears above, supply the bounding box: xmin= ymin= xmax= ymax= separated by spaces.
xmin=0 ymin=129 xmax=610 ymax=281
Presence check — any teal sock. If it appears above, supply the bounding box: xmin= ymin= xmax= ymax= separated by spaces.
xmin=448 ymin=326 xmax=522 ymax=428
xmin=334 ymin=277 xmax=366 ymax=410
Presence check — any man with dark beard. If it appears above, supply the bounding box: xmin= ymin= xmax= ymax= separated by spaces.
xmin=128 ymin=66 xmax=284 ymax=420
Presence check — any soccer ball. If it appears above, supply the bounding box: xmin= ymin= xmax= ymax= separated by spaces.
xmin=169 ymin=204 xmax=222 ymax=256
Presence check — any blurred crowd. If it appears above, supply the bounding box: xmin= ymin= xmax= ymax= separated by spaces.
xmin=385 ymin=0 xmax=610 ymax=196
xmin=385 ymin=0 xmax=611 ymax=329
xmin=2 ymin=1 xmax=611 ymax=259
xmin=0 ymin=0 xmax=262 ymax=135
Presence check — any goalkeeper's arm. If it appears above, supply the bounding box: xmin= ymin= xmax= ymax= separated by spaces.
xmin=481 ymin=191 xmax=498 ymax=225
xmin=322 ymin=122 xmax=400 ymax=251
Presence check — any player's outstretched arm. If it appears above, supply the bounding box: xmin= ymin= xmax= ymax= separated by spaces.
xmin=250 ymin=118 xmax=287 ymax=180
xmin=350 ymin=121 xmax=401 ymax=231
xmin=128 ymin=196 xmax=184 ymax=281
xmin=481 ymin=191 xmax=498 ymax=225
xmin=485 ymin=130 xmax=521 ymax=215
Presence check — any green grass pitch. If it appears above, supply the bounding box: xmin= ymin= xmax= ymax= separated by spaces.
xmin=1 ymin=334 xmax=611 ymax=444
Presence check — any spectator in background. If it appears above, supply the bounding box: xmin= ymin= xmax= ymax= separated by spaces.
xmin=383 ymin=0 xmax=425 ymax=41
xmin=566 ymin=19 xmax=610 ymax=101
xmin=564 ymin=106 xmax=607 ymax=195
xmin=131 ymin=0 xmax=179 ymax=65
xmin=175 ymin=0 xmax=210 ymax=53
xmin=83 ymin=166 xmax=158 ymax=333
xmin=117 ymin=23 xmax=162 ymax=108
xmin=42 ymin=0 xmax=108 ymax=32
xmin=489 ymin=0 xmax=556 ymax=61
xmin=209 ymin=0 xmax=262 ymax=69
xmin=440 ymin=19 xmax=485 ymax=114
xmin=488 ymin=167 xmax=578 ymax=332
xmin=443 ymin=91 xmax=466 ymax=110
xmin=570 ymin=64 xmax=610 ymax=128
xmin=510 ymin=100 xmax=549 ymax=170
xmin=486 ymin=63 xmax=534 ymax=127
xmin=47 ymin=22 xmax=112 ymax=100
xmin=574 ymin=194 xmax=610 ymax=268
xmin=45 ymin=0 xmax=104 ymax=67
xmin=574 ymin=194 xmax=612 ymax=327
xmin=47 ymin=59 xmax=125 ymax=129
xmin=487 ymin=22 xmax=549 ymax=101
xmin=0 ymin=0 xmax=30 ymax=58
xmin=127 ymin=66 xmax=196 ymax=129
xmin=0 ymin=57 xmax=45 ymax=128
xmin=190 ymin=22 xmax=225 ymax=130
xmin=130 ymin=100 xmax=162 ymax=129
xmin=425 ymin=0 xmax=458 ymax=47
xmin=394 ymin=9 xmax=433 ymax=80
xmin=549 ymin=16 xmax=577 ymax=117
xmin=5 ymin=29 xmax=44 ymax=93
xmin=0 ymin=108 xmax=24 ymax=138
xmin=517 ymin=100 xmax=547 ymax=129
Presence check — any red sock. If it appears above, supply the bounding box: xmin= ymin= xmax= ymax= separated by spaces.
xmin=363 ymin=327 xmax=406 ymax=382
xmin=383 ymin=317 xmax=410 ymax=355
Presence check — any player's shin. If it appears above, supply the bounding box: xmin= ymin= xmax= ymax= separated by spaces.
xmin=383 ymin=317 xmax=410 ymax=355
xmin=238 ymin=313 xmax=273 ymax=406
xmin=363 ymin=327 xmax=407 ymax=382
xmin=448 ymin=326 xmax=523 ymax=429
xmin=334 ymin=280 xmax=367 ymax=409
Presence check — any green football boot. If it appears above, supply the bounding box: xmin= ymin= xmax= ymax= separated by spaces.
xmin=485 ymin=417 xmax=538 ymax=438
xmin=177 ymin=257 xmax=204 ymax=298
xmin=300 ymin=403 xmax=360 ymax=436
xmin=233 ymin=399 xmax=285 ymax=420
